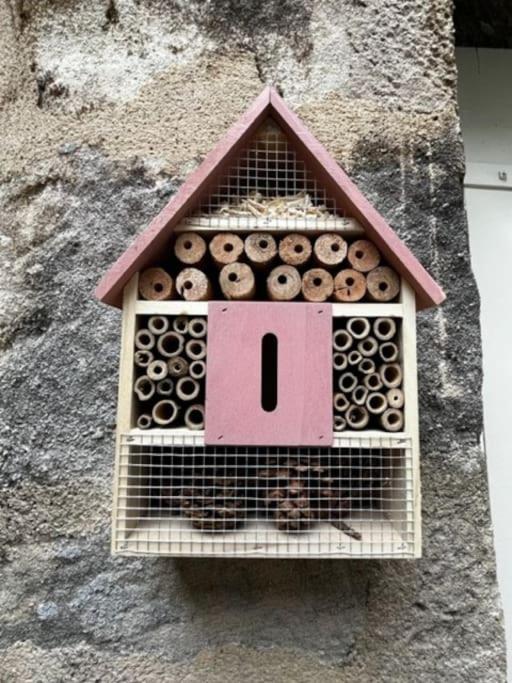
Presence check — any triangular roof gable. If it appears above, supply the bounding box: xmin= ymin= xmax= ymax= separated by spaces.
xmin=95 ymin=86 xmax=445 ymax=310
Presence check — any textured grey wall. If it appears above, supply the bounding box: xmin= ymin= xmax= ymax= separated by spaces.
xmin=0 ymin=1 xmax=506 ymax=681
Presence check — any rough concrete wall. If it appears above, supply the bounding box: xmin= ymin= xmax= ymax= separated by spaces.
xmin=0 ymin=1 xmax=506 ymax=681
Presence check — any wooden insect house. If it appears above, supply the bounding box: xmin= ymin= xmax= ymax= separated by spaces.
xmin=96 ymin=87 xmax=445 ymax=558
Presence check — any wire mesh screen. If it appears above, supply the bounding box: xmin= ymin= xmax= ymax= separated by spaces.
xmin=114 ymin=433 xmax=415 ymax=557
xmin=183 ymin=119 xmax=348 ymax=231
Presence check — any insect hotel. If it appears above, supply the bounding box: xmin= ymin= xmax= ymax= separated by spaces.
xmin=95 ymin=87 xmax=445 ymax=559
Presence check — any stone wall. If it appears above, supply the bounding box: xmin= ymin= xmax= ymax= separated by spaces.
xmin=0 ymin=1 xmax=506 ymax=681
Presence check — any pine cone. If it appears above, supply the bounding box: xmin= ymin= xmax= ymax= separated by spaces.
xmin=180 ymin=469 xmax=245 ymax=531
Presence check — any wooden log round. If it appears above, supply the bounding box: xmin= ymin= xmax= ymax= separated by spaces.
xmin=189 ymin=360 xmax=206 ymax=379
xmin=333 ymin=269 xmax=367 ymax=302
xmin=152 ymin=399 xmax=179 ymax=426
xmin=172 ymin=316 xmax=189 ymax=335
xmin=209 ymin=233 xmax=244 ymax=267
xmin=313 ymin=233 xmax=348 ymax=267
xmin=137 ymin=414 xmax=152 ymax=429
xmin=188 ymin=317 xmax=207 ymax=339
xmin=358 ymin=336 xmax=379 ymax=358
xmin=347 ymin=239 xmax=381 ymax=272
xmin=219 ymin=263 xmax=256 ymax=300
xmin=174 ymin=232 xmax=207 ymax=265
xmin=380 ymin=408 xmax=404 ymax=432
xmin=352 ymin=385 xmax=368 ymax=406
xmin=346 ymin=317 xmax=371 ymax=340
xmin=334 ymin=415 xmax=347 ymax=431
xmin=386 ymin=387 xmax=404 ymax=409
xmin=338 ymin=372 xmax=358 ymax=393
xmin=266 ymin=265 xmax=302 ymax=301
xmin=332 ymin=329 xmax=353 ymax=352
xmin=185 ymin=339 xmax=207 ymax=360
xmin=346 ymin=405 xmax=370 ymax=430
xmin=148 ymin=316 xmax=169 ymax=336
xmin=157 ymin=331 xmax=185 ymax=358
xmin=334 ymin=392 xmax=350 ymax=413
xmin=244 ymin=233 xmax=277 ymax=268
xmin=139 ymin=267 xmax=174 ymax=301
xmin=366 ymin=391 xmax=388 ymax=415
xmin=134 ymin=349 xmax=154 ymax=368
xmin=358 ymin=358 xmax=376 ymax=375
xmin=333 ymin=352 xmax=348 ymax=372
xmin=156 ymin=378 xmax=174 ymax=396
xmin=367 ymin=266 xmax=400 ymax=302
xmin=147 ymin=360 xmax=169 ymax=381
xmin=379 ymin=341 xmax=399 ymax=362
xmin=176 ymin=268 xmax=213 ymax=301
xmin=184 ymin=404 xmax=205 ymax=430
xmin=134 ymin=375 xmax=155 ymax=401
xmin=363 ymin=372 xmax=383 ymax=391
xmin=167 ymin=356 xmax=189 ymax=377
xmin=380 ymin=362 xmax=403 ymax=388
xmin=301 ymin=268 xmax=334 ymax=302
xmin=278 ymin=233 xmax=312 ymax=266
xmin=348 ymin=350 xmax=362 ymax=367
xmin=373 ymin=317 xmax=397 ymax=341
xmin=176 ymin=377 xmax=200 ymax=402
xmin=134 ymin=329 xmax=155 ymax=351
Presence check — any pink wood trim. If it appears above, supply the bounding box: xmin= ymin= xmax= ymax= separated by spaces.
xmin=95 ymin=87 xmax=272 ymax=307
xmin=268 ymin=88 xmax=445 ymax=311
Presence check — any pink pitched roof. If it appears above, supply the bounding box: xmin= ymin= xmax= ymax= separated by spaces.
xmin=95 ymin=86 xmax=445 ymax=310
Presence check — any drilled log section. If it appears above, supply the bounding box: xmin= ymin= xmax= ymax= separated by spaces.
xmin=152 ymin=399 xmax=179 ymax=426
xmin=137 ymin=414 xmax=152 ymax=429
xmin=334 ymin=415 xmax=347 ymax=431
xmin=209 ymin=233 xmax=244 ymax=267
xmin=366 ymin=392 xmax=388 ymax=415
xmin=278 ymin=233 xmax=312 ymax=266
xmin=387 ymin=387 xmax=404 ymax=409
xmin=156 ymin=378 xmax=174 ymax=396
xmin=367 ymin=266 xmax=400 ymax=302
xmin=348 ymin=350 xmax=362 ymax=367
xmin=352 ymin=385 xmax=368 ymax=406
xmin=380 ymin=341 xmax=399 ymax=362
xmin=333 ymin=269 xmax=367 ymax=303
xmin=358 ymin=336 xmax=379 ymax=358
xmin=139 ymin=267 xmax=174 ymax=301
xmin=189 ymin=360 xmax=206 ymax=379
xmin=373 ymin=317 xmax=397 ymax=341
xmin=134 ymin=376 xmax=155 ymax=401
xmin=364 ymin=372 xmax=383 ymax=391
xmin=185 ymin=339 xmax=207 ymax=360
xmin=134 ymin=349 xmax=153 ymax=368
xmin=346 ymin=405 xmax=370 ymax=430
xmin=301 ymin=268 xmax=334 ymax=302
xmin=147 ymin=360 xmax=168 ymax=381
xmin=339 ymin=372 xmax=358 ymax=393
xmin=267 ymin=265 xmax=302 ymax=301
xmin=346 ymin=318 xmax=371 ymax=340
xmin=188 ymin=318 xmax=207 ymax=339
xmin=333 ymin=329 xmax=353 ymax=352
xmin=174 ymin=232 xmax=207 ymax=265
xmin=244 ymin=233 xmax=277 ymax=268
xmin=173 ymin=316 xmax=189 ymax=335
xmin=380 ymin=408 xmax=404 ymax=432
xmin=219 ymin=263 xmax=256 ymax=300
xmin=380 ymin=363 xmax=402 ymax=388
xmin=134 ymin=329 xmax=155 ymax=351
xmin=167 ymin=356 xmax=189 ymax=377
xmin=358 ymin=358 xmax=376 ymax=375
xmin=313 ymin=233 xmax=347 ymax=267
xmin=148 ymin=316 xmax=169 ymax=336
xmin=157 ymin=331 xmax=185 ymax=358
xmin=347 ymin=239 xmax=381 ymax=272
xmin=333 ymin=352 xmax=348 ymax=371
xmin=176 ymin=268 xmax=213 ymax=301
xmin=184 ymin=404 xmax=205 ymax=430
xmin=334 ymin=392 xmax=350 ymax=412
xmin=176 ymin=377 xmax=200 ymax=402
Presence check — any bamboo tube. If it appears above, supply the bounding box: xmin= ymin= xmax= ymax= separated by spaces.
xmin=188 ymin=317 xmax=207 ymax=339
xmin=147 ymin=360 xmax=169 ymax=381
xmin=152 ymin=400 xmax=179 ymax=426
xmin=334 ymin=392 xmax=350 ymax=413
xmin=174 ymin=232 xmax=207 ymax=265
xmin=278 ymin=233 xmax=312 ymax=266
xmin=267 ymin=265 xmax=302 ymax=301
xmin=339 ymin=372 xmax=358 ymax=393
xmin=333 ymin=352 xmax=348 ymax=372
xmin=156 ymin=378 xmax=174 ymax=396
xmin=358 ymin=336 xmax=379 ymax=358
xmin=137 ymin=414 xmax=152 ymax=429
xmin=358 ymin=358 xmax=376 ymax=375
xmin=347 ymin=239 xmax=381 ymax=272
xmin=135 ymin=329 xmax=155 ymax=351
xmin=219 ymin=263 xmax=256 ymax=300
xmin=244 ymin=233 xmax=277 ymax=268
xmin=301 ymin=268 xmax=334 ymax=302
xmin=380 ymin=408 xmax=404 ymax=432
xmin=334 ymin=415 xmax=347 ymax=432
xmin=134 ymin=376 xmax=155 ymax=401
xmin=157 ymin=331 xmax=185 ymax=358
xmin=134 ymin=350 xmax=153 ymax=368
xmin=139 ymin=267 xmax=174 ymax=301
xmin=380 ymin=363 xmax=402 ymax=388
xmin=333 ymin=329 xmax=353 ymax=352
xmin=167 ymin=356 xmax=189 ymax=377
xmin=209 ymin=233 xmax=244 ymax=267
xmin=184 ymin=404 xmax=205 ymax=430
xmin=380 ymin=341 xmax=399 ymax=362
xmin=387 ymin=387 xmax=404 ymax=409
xmin=346 ymin=405 xmax=370 ymax=430
xmin=346 ymin=317 xmax=371 ymax=340
xmin=185 ymin=339 xmax=207 ymax=360
xmin=367 ymin=266 xmax=400 ymax=302
xmin=176 ymin=268 xmax=213 ymax=301
xmin=176 ymin=377 xmax=200 ymax=402
xmin=148 ymin=315 xmax=169 ymax=336
xmin=364 ymin=372 xmax=383 ymax=391
xmin=173 ymin=316 xmax=189 ymax=335
xmin=333 ymin=269 xmax=367 ymax=302
xmin=373 ymin=317 xmax=397 ymax=341
xmin=366 ymin=391 xmax=388 ymax=415
xmin=189 ymin=360 xmax=206 ymax=379
xmin=352 ymin=385 xmax=368 ymax=406
xmin=348 ymin=350 xmax=362 ymax=367
xmin=313 ymin=233 xmax=347 ymax=267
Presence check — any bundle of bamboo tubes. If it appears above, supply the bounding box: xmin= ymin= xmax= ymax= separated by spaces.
xmin=133 ymin=315 xmax=207 ymax=430
xmin=332 ymin=317 xmax=405 ymax=432
xmin=137 ymin=231 xmax=401 ymax=303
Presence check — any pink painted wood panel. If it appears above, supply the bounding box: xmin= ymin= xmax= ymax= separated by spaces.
xmin=205 ymin=302 xmax=333 ymax=446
